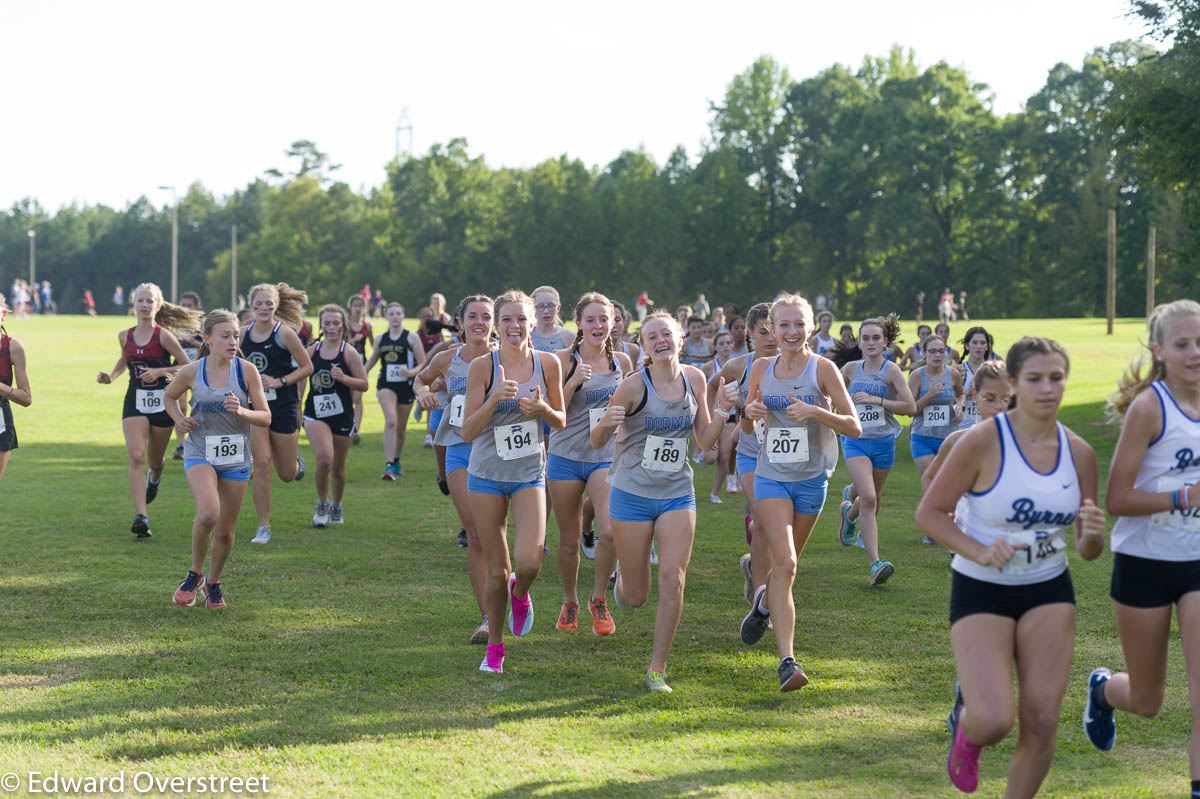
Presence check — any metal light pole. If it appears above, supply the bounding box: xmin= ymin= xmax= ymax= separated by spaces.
xmin=230 ymin=224 xmax=238 ymax=310
xmin=158 ymin=185 xmax=178 ymax=302
xmin=27 ymin=230 xmax=35 ymax=285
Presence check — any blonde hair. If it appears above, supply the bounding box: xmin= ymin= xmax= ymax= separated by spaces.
xmin=531 ymin=285 xmax=563 ymax=326
xmin=316 ymin=303 xmax=349 ymax=343
xmin=197 ymin=309 xmax=240 ymax=359
xmin=570 ymin=292 xmax=616 ymax=369
xmin=248 ymin=282 xmax=307 ymax=330
xmin=768 ymin=293 xmax=814 ymax=328
xmin=132 ymin=282 xmax=202 ymax=335
xmin=638 ymin=311 xmax=682 ymax=368
xmin=859 ymin=312 xmax=901 ymax=345
xmin=494 ymin=289 xmax=536 ymax=326
xmin=971 ymin=360 xmax=1009 ymax=395
xmin=1110 ymin=299 xmax=1200 ymax=419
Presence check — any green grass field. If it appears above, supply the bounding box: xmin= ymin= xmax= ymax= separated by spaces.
xmin=0 ymin=315 xmax=1191 ymax=798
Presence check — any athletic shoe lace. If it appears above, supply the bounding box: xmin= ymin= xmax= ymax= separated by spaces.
xmin=206 ymin=583 xmax=223 ymax=605
xmin=180 ymin=571 xmax=201 ymax=592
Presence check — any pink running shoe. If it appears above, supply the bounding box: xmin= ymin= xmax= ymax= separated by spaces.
xmin=479 ymin=643 xmax=505 ymax=673
xmin=507 ymin=574 xmax=534 ymax=636
xmin=745 ymin=515 xmax=753 ymax=546
xmin=173 ymin=570 xmax=205 ymax=606
xmin=947 ymin=722 xmax=981 ymax=793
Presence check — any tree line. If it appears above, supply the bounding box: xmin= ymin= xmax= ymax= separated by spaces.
xmin=3 ymin=17 xmax=1198 ymax=321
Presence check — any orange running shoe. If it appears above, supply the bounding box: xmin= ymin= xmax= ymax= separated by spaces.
xmin=556 ymin=601 xmax=579 ymax=631
xmin=589 ymin=596 xmax=615 ymax=636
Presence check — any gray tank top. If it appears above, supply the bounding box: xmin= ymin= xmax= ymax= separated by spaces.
xmin=531 ymin=327 xmax=567 ymax=353
xmin=681 ymin=337 xmax=712 ymax=366
xmin=183 ymin=357 xmax=253 ymax=470
xmin=735 ymin=353 xmax=761 ymax=459
xmin=607 ymin=368 xmax=697 ymax=500
xmin=547 ymin=352 xmax=620 ymax=463
xmin=467 ymin=350 xmax=547 ymax=481
xmin=433 ymin=345 xmax=473 ymax=447
xmin=755 ymin=354 xmax=835 ymax=482
xmin=847 ymin=361 xmax=901 ymax=439
xmin=909 ymin=366 xmax=956 ymax=439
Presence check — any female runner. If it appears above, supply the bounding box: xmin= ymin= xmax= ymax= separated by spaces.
xmin=168 ymin=310 xmax=271 ymax=610
xmin=172 ymin=292 xmax=205 ymax=459
xmin=416 ymin=294 xmax=496 ymax=642
xmin=1083 ymin=300 xmax=1200 ymax=799
xmin=808 ymin=311 xmax=837 ymax=356
xmin=832 ymin=314 xmax=916 ymax=585
xmin=916 ymin=337 xmax=1105 ymax=796
xmin=462 ymin=290 xmax=565 ymax=675
xmin=729 ymin=316 xmax=749 ymax=358
xmin=900 ymin=324 xmax=933 ymax=372
xmin=710 ymin=303 xmax=777 ymax=605
xmin=0 ymin=297 xmax=32 ymax=481
xmin=530 ymin=286 xmax=574 ymax=353
xmin=920 ymin=362 xmax=1012 ymax=494
xmin=97 ymin=283 xmax=200 ymax=538
xmin=738 ymin=295 xmax=859 ymax=691
xmin=548 ymin=292 xmax=631 ymax=636
xmin=955 ymin=326 xmax=998 ymax=430
xmin=303 ymin=304 xmax=369 ymax=527
xmin=705 ymin=331 xmax=738 ymax=503
xmin=346 ymin=294 xmax=375 ymax=444
xmin=908 ymin=335 xmax=964 ymax=480
xmin=365 ymin=302 xmax=425 ymax=480
xmin=593 ymin=311 xmax=736 ymax=692
xmin=243 ymin=282 xmax=313 ymax=545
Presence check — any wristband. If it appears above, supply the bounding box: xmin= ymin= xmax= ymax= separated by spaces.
xmin=1183 ymin=487 xmax=1192 ymax=512
xmin=281 ymin=375 xmax=288 ymax=387
xmin=717 ymin=405 xmax=733 ymax=420
xmin=1172 ymin=489 xmax=1183 ymax=512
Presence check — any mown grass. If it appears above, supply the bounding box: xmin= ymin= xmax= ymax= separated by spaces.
xmin=0 ymin=314 xmax=1191 ymax=798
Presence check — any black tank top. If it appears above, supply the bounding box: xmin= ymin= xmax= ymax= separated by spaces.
xmin=375 ymin=329 xmax=415 ymax=389
xmin=304 ymin=341 xmax=353 ymax=419
xmin=242 ymin=322 xmax=299 ymax=406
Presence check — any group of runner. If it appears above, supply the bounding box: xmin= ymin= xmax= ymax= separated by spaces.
xmin=3 ymin=282 xmax=1198 ymax=798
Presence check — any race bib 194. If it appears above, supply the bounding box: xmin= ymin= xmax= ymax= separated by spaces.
xmin=765 ymin=426 xmax=809 ymax=464
xmin=314 ymin=393 xmax=344 ymax=418
xmin=205 ymin=434 xmax=245 ymax=467
xmin=494 ymin=420 xmax=538 ymax=460
xmin=857 ymin=402 xmax=885 ymax=428
xmin=136 ymin=389 xmax=165 ymax=414
xmin=642 ymin=435 xmax=686 ymax=472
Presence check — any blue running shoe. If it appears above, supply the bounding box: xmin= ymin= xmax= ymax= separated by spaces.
xmin=1083 ymin=668 xmax=1116 ymax=751
xmin=838 ymin=501 xmax=858 ymax=547
xmin=869 ymin=560 xmax=895 ymax=586
xmin=946 ymin=681 xmax=964 ymax=734
xmin=842 ymin=484 xmax=852 ymax=505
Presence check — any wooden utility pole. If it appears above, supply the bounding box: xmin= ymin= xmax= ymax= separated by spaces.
xmin=1107 ymin=210 xmax=1117 ymax=335
xmin=1146 ymin=225 xmax=1156 ymax=317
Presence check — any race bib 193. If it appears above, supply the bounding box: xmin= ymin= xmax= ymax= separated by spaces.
xmin=765 ymin=426 xmax=809 ymax=464
xmin=1005 ymin=529 xmax=1067 ymax=573
xmin=494 ymin=420 xmax=537 ymax=460
xmin=314 ymin=393 xmax=344 ymax=418
xmin=205 ymin=434 xmax=245 ymax=467
xmin=857 ymin=402 xmax=885 ymax=428
xmin=923 ymin=403 xmax=950 ymax=428
xmin=136 ymin=389 xmax=165 ymax=414
xmin=642 ymin=435 xmax=686 ymax=472
xmin=448 ymin=394 xmax=466 ymax=428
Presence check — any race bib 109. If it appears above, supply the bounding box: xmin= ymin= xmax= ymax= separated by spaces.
xmin=642 ymin=435 xmax=686 ymax=472
xmin=136 ymin=389 xmax=165 ymax=414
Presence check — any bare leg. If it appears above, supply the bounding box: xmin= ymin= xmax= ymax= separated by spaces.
xmin=207 ymin=477 xmax=250 ymax=582
xmin=122 ymin=417 xmax=151 ymax=515
xmin=648 ymin=509 xmax=696 ymax=673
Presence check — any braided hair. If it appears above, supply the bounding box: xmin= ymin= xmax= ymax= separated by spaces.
xmin=570 ymin=292 xmax=616 ymax=370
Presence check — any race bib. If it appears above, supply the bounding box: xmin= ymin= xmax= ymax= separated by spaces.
xmin=262 ymin=387 xmax=277 ymax=402
xmin=386 ymin=363 xmax=407 ymax=383
xmin=183 ymin=347 xmax=199 ymax=362
xmin=766 ymin=426 xmax=809 ymax=464
xmin=754 ymin=420 xmax=765 ymax=446
xmin=923 ymin=403 xmax=951 ymax=428
xmin=642 ymin=435 xmax=686 ymax=472
xmin=494 ymin=420 xmax=538 ymax=460
xmin=0 ymin=410 xmax=6 ymax=435
xmin=962 ymin=400 xmax=980 ymax=423
xmin=1150 ymin=478 xmax=1199 ymax=532
xmin=205 ymin=434 xmax=245 ymax=467
xmin=448 ymin=394 xmax=465 ymax=428
xmin=1005 ymin=529 xmax=1067 ymax=573
xmin=589 ymin=406 xmax=608 ymax=430
xmin=136 ymin=389 xmax=165 ymax=414
xmin=857 ymin=402 xmax=885 ymax=429
xmin=314 ymin=393 xmax=344 ymax=418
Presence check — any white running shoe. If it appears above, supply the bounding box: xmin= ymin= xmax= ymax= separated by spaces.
xmin=650 ymin=541 xmax=659 ymax=566
xmin=251 ymin=525 xmax=272 ymax=544
xmin=423 ymin=433 xmax=433 ymax=448
xmin=313 ymin=501 xmax=330 ymax=528
xmin=709 ymin=492 xmax=723 ymax=504
xmin=726 ymin=475 xmax=739 ymax=493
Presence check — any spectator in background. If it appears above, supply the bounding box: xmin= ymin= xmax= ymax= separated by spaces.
xmin=958 ymin=291 xmax=969 ymax=321
xmin=30 ymin=282 xmax=41 ymax=315
xmin=693 ymin=293 xmax=710 ymax=320
xmin=635 ymin=291 xmax=653 ymax=322
xmin=916 ymin=290 xmax=926 ymax=323
xmin=712 ymin=307 xmax=727 ymax=332
xmin=112 ymin=285 xmax=125 ymax=315
xmin=371 ymin=289 xmax=385 ymax=318
xmin=84 ymin=288 xmax=97 ymax=316
xmin=675 ymin=304 xmax=693 ymax=327
xmin=39 ymin=282 xmax=55 ymax=314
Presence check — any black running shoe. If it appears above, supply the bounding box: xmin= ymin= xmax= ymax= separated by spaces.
xmin=295 ymin=455 xmax=306 ymax=482
xmin=740 ymin=585 xmax=770 ymax=645
xmin=437 ymin=476 xmax=450 ymax=496
xmin=457 ymin=529 xmax=468 ymax=548
xmin=778 ymin=656 xmax=809 ymax=692
xmin=145 ymin=473 xmax=159 ymax=505
xmin=131 ymin=513 xmax=151 ymax=538
xmin=172 ymin=444 xmax=184 ymax=460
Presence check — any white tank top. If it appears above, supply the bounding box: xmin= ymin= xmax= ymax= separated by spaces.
xmin=952 ymin=413 xmax=1080 ymax=586
xmin=1110 ymin=381 xmax=1200 ymax=561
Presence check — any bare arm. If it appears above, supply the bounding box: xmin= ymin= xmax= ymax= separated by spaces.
xmin=98 ymin=331 xmax=128 ymax=383
xmin=1069 ymin=429 xmax=1105 ymax=561
xmin=3 ymin=338 xmax=32 ymax=406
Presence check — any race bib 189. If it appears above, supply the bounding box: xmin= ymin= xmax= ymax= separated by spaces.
xmin=923 ymin=403 xmax=950 ymax=428
xmin=448 ymin=394 xmax=465 ymax=428
xmin=765 ymin=426 xmax=809 ymax=464
xmin=136 ymin=389 xmax=165 ymax=414
xmin=857 ymin=402 xmax=885 ymax=428
xmin=1005 ymin=529 xmax=1067 ymax=573
xmin=314 ymin=393 xmax=344 ymax=418
xmin=205 ymin=434 xmax=245 ymax=467
xmin=642 ymin=435 xmax=686 ymax=472
xmin=494 ymin=420 xmax=537 ymax=460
